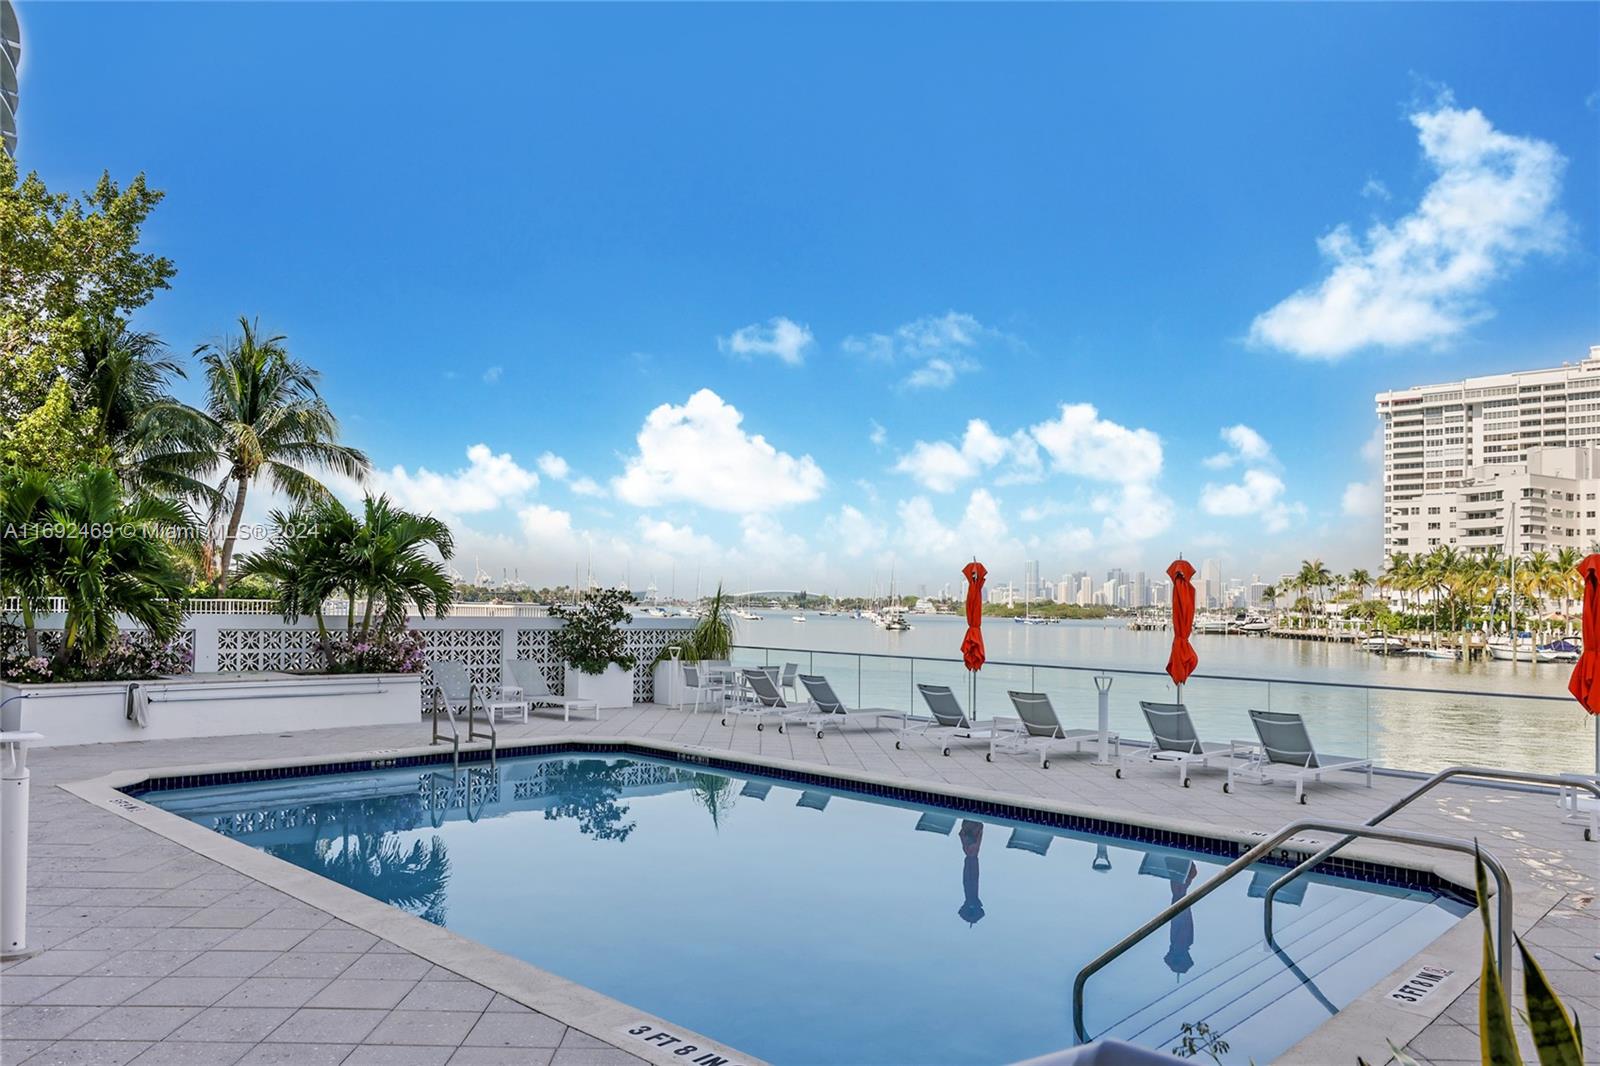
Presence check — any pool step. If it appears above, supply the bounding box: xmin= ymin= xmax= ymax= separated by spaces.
xmin=1094 ymin=889 xmax=1375 ymax=1042
xmin=1106 ymin=891 xmax=1449 ymax=1055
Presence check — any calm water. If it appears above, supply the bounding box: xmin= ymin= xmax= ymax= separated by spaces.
xmin=143 ymin=753 xmax=1467 ymax=1066
xmin=725 ymin=613 xmax=1596 ymax=774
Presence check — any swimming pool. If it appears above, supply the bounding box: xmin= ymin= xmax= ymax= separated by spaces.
xmin=134 ymin=749 xmax=1470 ymax=1065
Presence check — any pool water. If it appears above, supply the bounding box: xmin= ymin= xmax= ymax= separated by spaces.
xmin=139 ymin=753 xmax=1469 ymax=1065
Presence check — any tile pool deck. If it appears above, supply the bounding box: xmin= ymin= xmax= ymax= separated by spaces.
xmin=1 ymin=703 xmax=1595 ymax=1066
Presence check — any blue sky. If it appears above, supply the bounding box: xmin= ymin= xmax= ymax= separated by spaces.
xmin=14 ymin=3 xmax=1600 ymax=593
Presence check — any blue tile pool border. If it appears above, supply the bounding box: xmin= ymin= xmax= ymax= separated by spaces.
xmin=120 ymin=739 xmax=1474 ymax=905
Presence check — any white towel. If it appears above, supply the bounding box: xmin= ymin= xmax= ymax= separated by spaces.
xmin=125 ymin=682 xmax=149 ymax=728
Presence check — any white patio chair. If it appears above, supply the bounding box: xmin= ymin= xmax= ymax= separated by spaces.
xmin=507 ymin=660 xmax=599 ymax=722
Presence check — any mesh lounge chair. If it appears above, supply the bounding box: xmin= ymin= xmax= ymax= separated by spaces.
xmin=507 ymin=660 xmax=599 ymax=722
xmin=1116 ymin=701 xmax=1248 ymax=787
xmin=792 ymin=675 xmax=906 ymax=738
xmin=1226 ymin=709 xmax=1373 ymax=803
xmin=779 ymin=662 xmax=800 ymax=702
xmin=720 ymin=668 xmax=792 ymax=731
xmin=897 ymin=684 xmax=1000 ymax=756
xmin=988 ymin=691 xmax=1114 ymax=769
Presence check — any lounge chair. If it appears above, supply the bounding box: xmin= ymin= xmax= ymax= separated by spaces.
xmin=1116 ymin=701 xmax=1248 ymax=787
xmin=739 ymin=781 xmax=771 ymax=801
xmin=779 ymin=662 xmax=800 ymax=702
xmin=1226 ymin=709 xmax=1373 ymax=803
xmin=793 ymin=675 xmax=907 ymax=737
xmin=720 ymin=668 xmax=793 ymax=731
xmin=915 ymin=811 xmax=958 ymax=835
xmin=988 ymin=691 xmax=1114 ymax=769
xmin=506 ymin=660 xmax=599 ymax=722
xmin=1006 ymin=827 xmax=1054 ymax=856
xmin=429 ymin=660 xmax=489 ymax=719
xmin=897 ymin=683 xmax=1000 ymax=756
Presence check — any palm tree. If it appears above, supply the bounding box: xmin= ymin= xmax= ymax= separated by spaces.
xmin=194 ymin=317 xmax=370 ymax=592
xmin=1296 ymin=559 xmax=1332 ymax=626
xmin=72 ymin=320 xmax=217 ymax=504
xmin=1554 ymin=547 xmax=1582 ymax=634
xmin=33 ymin=468 xmax=189 ymax=671
xmin=1348 ymin=568 xmax=1372 ymax=601
xmin=0 ymin=468 xmax=57 ymax=657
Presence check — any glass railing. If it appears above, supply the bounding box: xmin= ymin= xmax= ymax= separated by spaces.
xmin=730 ymin=644 xmax=1594 ymax=776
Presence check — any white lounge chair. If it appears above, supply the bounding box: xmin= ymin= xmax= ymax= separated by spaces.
xmin=988 ymin=691 xmax=1115 ymax=769
xmin=507 ymin=660 xmax=599 ymax=722
xmin=793 ymin=674 xmax=905 ymax=738
xmin=1116 ymin=701 xmax=1249 ymax=787
xmin=1226 ymin=709 xmax=1373 ymax=803
xmin=721 ymin=667 xmax=792 ymax=731
xmin=897 ymin=683 xmax=1000 ymax=756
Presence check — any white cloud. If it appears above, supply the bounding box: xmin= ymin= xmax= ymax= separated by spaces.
xmin=374 ymin=444 xmax=538 ymax=514
xmin=719 ymin=316 xmax=814 ymax=366
xmin=1199 ymin=469 xmax=1305 ymax=533
xmin=1030 ymin=403 xmax=1163 ymax=484
xmin=517 ymin=503 xmax=575 ymax=545
xmin=894 ymin=419 xmax=1010 ymax=492
xmin=612 ymin=388 xmax=826 ymax=512
xmin=843 ymin=311 xmax=1003 ymax=389
xmin=1342 ymin=480 xmax=1381 ymax=517
xmin=1251 ymin=95 xmax=1567 ymax=359
xmin=569 ymin=476 xmax=605 ymax=498
xmin=1361 ymin=178 xmax=1391 ymax=201
xmin=537 ymin=452 xmax=570 ymax=480
xmin=895 ymin=489 xmax=1016 ymax=560
xmin=482 ymin=366 xmax=503 ymax=384
xmin=739 ymin=514 xmax=807 ymax=559
xmin=636 ymin=517 xmax=718 ymax=557
xmin=1095 ymin=483 xmax=1175 ymax=543
xmin=868 ymin=421 xmax=887 ymax=448
xmin=1203 ymin=424 xmax=1274 ymax=469
xmin=823 ymin=505 xmax=886 ymax=558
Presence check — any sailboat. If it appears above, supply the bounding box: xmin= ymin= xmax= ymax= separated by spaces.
xmin=881 ymin=568 xmax=912 ymax=631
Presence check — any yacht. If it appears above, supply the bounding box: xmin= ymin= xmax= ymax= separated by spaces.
xmin=880 ymin=604 xmax=912 ymax=632
xmin=733 ymin=607 xmax=762 ymax=621
xmin=1195 ymin=615 xmax=1233 ymax=635
xmin=1362 ymin=635 xmax=1407 ymax=655
xmin=1234 ymin=613 xmax=1270 ymax=634
xmin=1537 ymin=638 xmax=1581 ymax=664
xmin=1487 ymin=635 xmax=1536 ymax=662
xmin=791 ymin=614 xmax=807 ymax=623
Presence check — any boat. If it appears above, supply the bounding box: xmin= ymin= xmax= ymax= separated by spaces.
xmin=791 ymin=614 xmax=806 ymax=623
xmin=1195 ymin=615 xmax=1233 ymax=635
xmin=733 ymin=608 xmax=762 ymax=621
xmin=1362 ymin=635 xmax=1407 ymax=655
xmin=1235 ymin=613 xmax=1270 ymax=634
xmin=1422 ymin=648 xmax=1460 ymax=661
xmin=880 ymin=605 xmax=911 ymax=631
xmin=1537 ymin=638 xmax=1581 ymax=664
xmin=1486 ymin=635 xmax=1536 ymax=662
xmin=1015 ymin=614 xmax=1049 ymax=625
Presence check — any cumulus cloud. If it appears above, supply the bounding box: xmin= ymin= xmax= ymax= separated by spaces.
xmin=739 ymin=514 xmax=807 ymax=559
xmin=1199 ymin=469 xmax=1305 ymax=533
xmin=1030 ymin=403 xmax=1163 ymax=484
xmin=1342 ymin=480 xmax=1381 ymax=517
xmin=482 ymin=366 xmax=503 ymax=384
xmin=823 ymin=505 xmax=886 ymax=558
xmin=896 ymin=489 xmax=1015 ymax=559
xmin=1203 ymin=424 xmax=1274 ymax=469
xmin=612 ymin=389 xmax=826 ymax=512
xmin=868 ymin=421 xmax=887 ymax=448
xmin=569 ymin=476 xmax=605 ymax=498
xmin=536 ymin=452 xmax=571 ymax=480
xmin=844 ymin=311 xmax=1006 ymax=389
xmin=517 ymin=503 xmax=575 ymax=545
xmin=1095 ymin=482 xmax=1175 ymax=543
xmin=1251 ymin=95 xmax=1567 ymax=359
xmin=894 ymin=419 xmax=1010 ymax=492
xmin=636 ymin=517 xmax=718 ymax=557
xmin=374 ymin=444 xmax=538 ymax=514
xmin=719 ymin=316 xmax=814 ymax=366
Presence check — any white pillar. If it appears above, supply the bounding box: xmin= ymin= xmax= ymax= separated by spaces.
xmin=1093 ymin=675 xmax=1113 ymax=765
xmin=1 ymin=730 xmax=44 ymax=961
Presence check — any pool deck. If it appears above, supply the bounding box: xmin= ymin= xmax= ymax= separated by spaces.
xmin=1 ymin=702 xmax=1596 ymax=1066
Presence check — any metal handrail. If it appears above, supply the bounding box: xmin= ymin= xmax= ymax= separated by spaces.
xmin=1263 ymin=766 xmax=1598 ymax=940
xmin=730 ymin=643 xmax=1576 ymax=702
xmin=1070 ymin=820 xmax=1513 ymax=1043
xmin=428 ymin=683 xmax=497 ymax=768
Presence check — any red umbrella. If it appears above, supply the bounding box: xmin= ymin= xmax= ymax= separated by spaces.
xmin=1166 ymin=559 xmax=1199 ymax=698
xmin=1567 ymin=554 xmax=1600 ymax=774
xmin=961 ymin=561 xmax=987 ymax=672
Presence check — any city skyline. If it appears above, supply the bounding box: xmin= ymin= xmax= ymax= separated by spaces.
xmin=11 ymin=3 xmax=1599 ymax=590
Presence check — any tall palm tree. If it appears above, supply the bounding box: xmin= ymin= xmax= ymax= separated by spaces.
xmin=0 ymin=468 xmax=57 ymax=657
xmin=1554 ymin=547 xmax=1582 ymax=633
xmin=1297 ymin=558 xmax=1332 ymax=625
xmin=1348 ymin=568 xmax=1372 ymax=601
xmin=194 ymin=317 xmax=370 ymax=592
xmin=72 ymin=320 xmax=217 ymax=504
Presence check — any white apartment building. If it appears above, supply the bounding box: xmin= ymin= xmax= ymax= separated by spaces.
xmin=1384 ymin=446 xmax=1600 ymax=557
xmin=1376 ymin=345 xmax=1600 ymax=558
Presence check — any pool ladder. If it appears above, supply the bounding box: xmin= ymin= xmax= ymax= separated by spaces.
xmin=1070 ymin=819 xmax=1514 ymax=1044
xmin=1072 ymin=764 xmax=1600 ymax=1043
xmin=428 ymin=683 xmax=497 ymax=769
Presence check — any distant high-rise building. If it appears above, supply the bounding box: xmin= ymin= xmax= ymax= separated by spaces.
xmin=1023 ymin=559 xmax=1040 ymax=604
xmin=1077 ymin=575 xmax=1093 ymax=606
xmin=2 ymin=0 xmax=19 ymax=157
xmin=1199 ymin=558 xmax=1222 ymax=609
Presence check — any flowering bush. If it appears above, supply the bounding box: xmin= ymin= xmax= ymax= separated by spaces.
xmin=0 ymin=625 xmax=192 ymax=682
xmin=318 ymin=628 xmax=427 ymax=674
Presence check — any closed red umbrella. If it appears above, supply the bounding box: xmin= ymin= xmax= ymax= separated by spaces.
xmin=1166 ymin=559 xmax=1199 ymax=699
xmin=961 ymin=561 xmax=987 ymax=672
xmin=1567 ymin=554 xmax=1600 ymax=774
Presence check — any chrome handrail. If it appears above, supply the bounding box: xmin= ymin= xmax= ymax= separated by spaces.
xmin=730 ymin=643 xmax=1576 ymax=702
xmin=1070 ymin=820 xmax=1512 ymax=1043
xmin=428 ymin=683 xmax=497 ymax=768
xmin=1263 ymin=766 xmax=1598 ymax=941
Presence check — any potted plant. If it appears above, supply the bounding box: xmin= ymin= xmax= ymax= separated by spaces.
xmin=552 ymin=588 xmax=638 ymax=709
xmin=651 ymin=585 xmax=734 ymax=707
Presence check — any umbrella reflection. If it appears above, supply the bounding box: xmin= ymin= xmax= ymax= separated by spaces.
xmin=958 ymin=820 xmax=985 ymax=926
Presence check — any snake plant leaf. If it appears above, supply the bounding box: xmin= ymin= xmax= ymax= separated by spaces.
xmin=1475 ymin=842 xmax=1523 ymax=1066
xmin=1516 ymin=933 xmax=1583 ymax=1066
xmin=1386 ymin=1040 xmax=1424 ymax=1066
